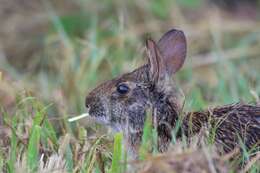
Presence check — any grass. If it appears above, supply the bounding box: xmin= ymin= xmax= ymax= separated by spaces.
xmin=0 ymin=0 xmax=260 ymax=172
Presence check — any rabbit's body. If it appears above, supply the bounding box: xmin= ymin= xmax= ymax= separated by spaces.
xmin=85 ymin=29 xmax=260 ymax=158
xmin=182 ymin=103 xmax=260 ymax=153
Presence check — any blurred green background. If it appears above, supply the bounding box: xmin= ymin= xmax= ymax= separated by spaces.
xmin=1 ymin=0 xmax=260 ymax=118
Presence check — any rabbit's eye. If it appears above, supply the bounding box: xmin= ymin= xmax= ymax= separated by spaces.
xmin=116 ymin=83 xmax=129 ymax=94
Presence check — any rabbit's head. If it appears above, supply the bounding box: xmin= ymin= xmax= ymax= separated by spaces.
xmin=85 ymin=29 xmax=187 ymax=144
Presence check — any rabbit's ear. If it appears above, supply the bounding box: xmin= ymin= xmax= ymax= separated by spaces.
xmin=157 ymin=29 xmax=187 ymax=75
xmin=146 ymin=38 xmax=166 ymax=83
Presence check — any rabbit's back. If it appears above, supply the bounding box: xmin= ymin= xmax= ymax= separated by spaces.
xmin=183 ymin=103 xmax=260 ymax=153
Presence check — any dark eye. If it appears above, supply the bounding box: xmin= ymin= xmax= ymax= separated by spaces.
xmin=116 ymin=83 xmax=130 ymax=94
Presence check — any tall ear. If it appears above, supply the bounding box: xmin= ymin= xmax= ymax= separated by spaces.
xmin=146 ymin=38 xmax=166 ymax=83
xmin=157 ymin=29 xmax=187 ymax=75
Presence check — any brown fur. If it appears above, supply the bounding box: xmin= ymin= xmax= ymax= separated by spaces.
xmin=183 ymin=103 xmax=260 ymax=153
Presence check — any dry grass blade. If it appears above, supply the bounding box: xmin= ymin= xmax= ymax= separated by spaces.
xmin=68 ymin=113 xmax=90 ymax=122
xmin=38 ymin=154 xmax=67 ymax=173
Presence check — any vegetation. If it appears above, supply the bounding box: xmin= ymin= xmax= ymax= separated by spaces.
xmin=0 ymin=0 xmax=259 ymax=172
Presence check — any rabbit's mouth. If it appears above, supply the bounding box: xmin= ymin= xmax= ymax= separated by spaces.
xmin=86 ymin=99 xmax=109 ymax=125
xmin=91 ymin=115 xmax=110 ymax=125
xmin=87 ymin=107 xmax=109 ymax=125
xmin=89 ymin=114 xmax=125 ymax=133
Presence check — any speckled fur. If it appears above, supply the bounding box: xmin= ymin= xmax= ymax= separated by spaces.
xmin=182 ymin=103 xmax=260 ymax=154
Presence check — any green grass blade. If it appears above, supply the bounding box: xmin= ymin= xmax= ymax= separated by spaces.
xmin=109 ymin=133 xmax=123 ymax=173
xmin=139 ymin=111 xmax=153 ymax=160
xmin=65 ymin=144 xmax=74 ymax=173
xmin=32 ymin=102 xmax=52 ymax=126
xmin=27 ymin=125 xmax=41 ymax=172
xmin=43 ymin=119 xmax=58 ymax=147
xmin=40 ymin=114 xmax=58 ymax=150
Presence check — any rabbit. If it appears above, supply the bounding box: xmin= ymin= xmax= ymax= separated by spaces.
xmin=85 ymin=29 xmax=260 ymax=158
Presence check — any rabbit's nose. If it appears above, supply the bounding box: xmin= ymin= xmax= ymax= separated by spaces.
xmin=85 ymin=95 xmax=99 ymax=109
